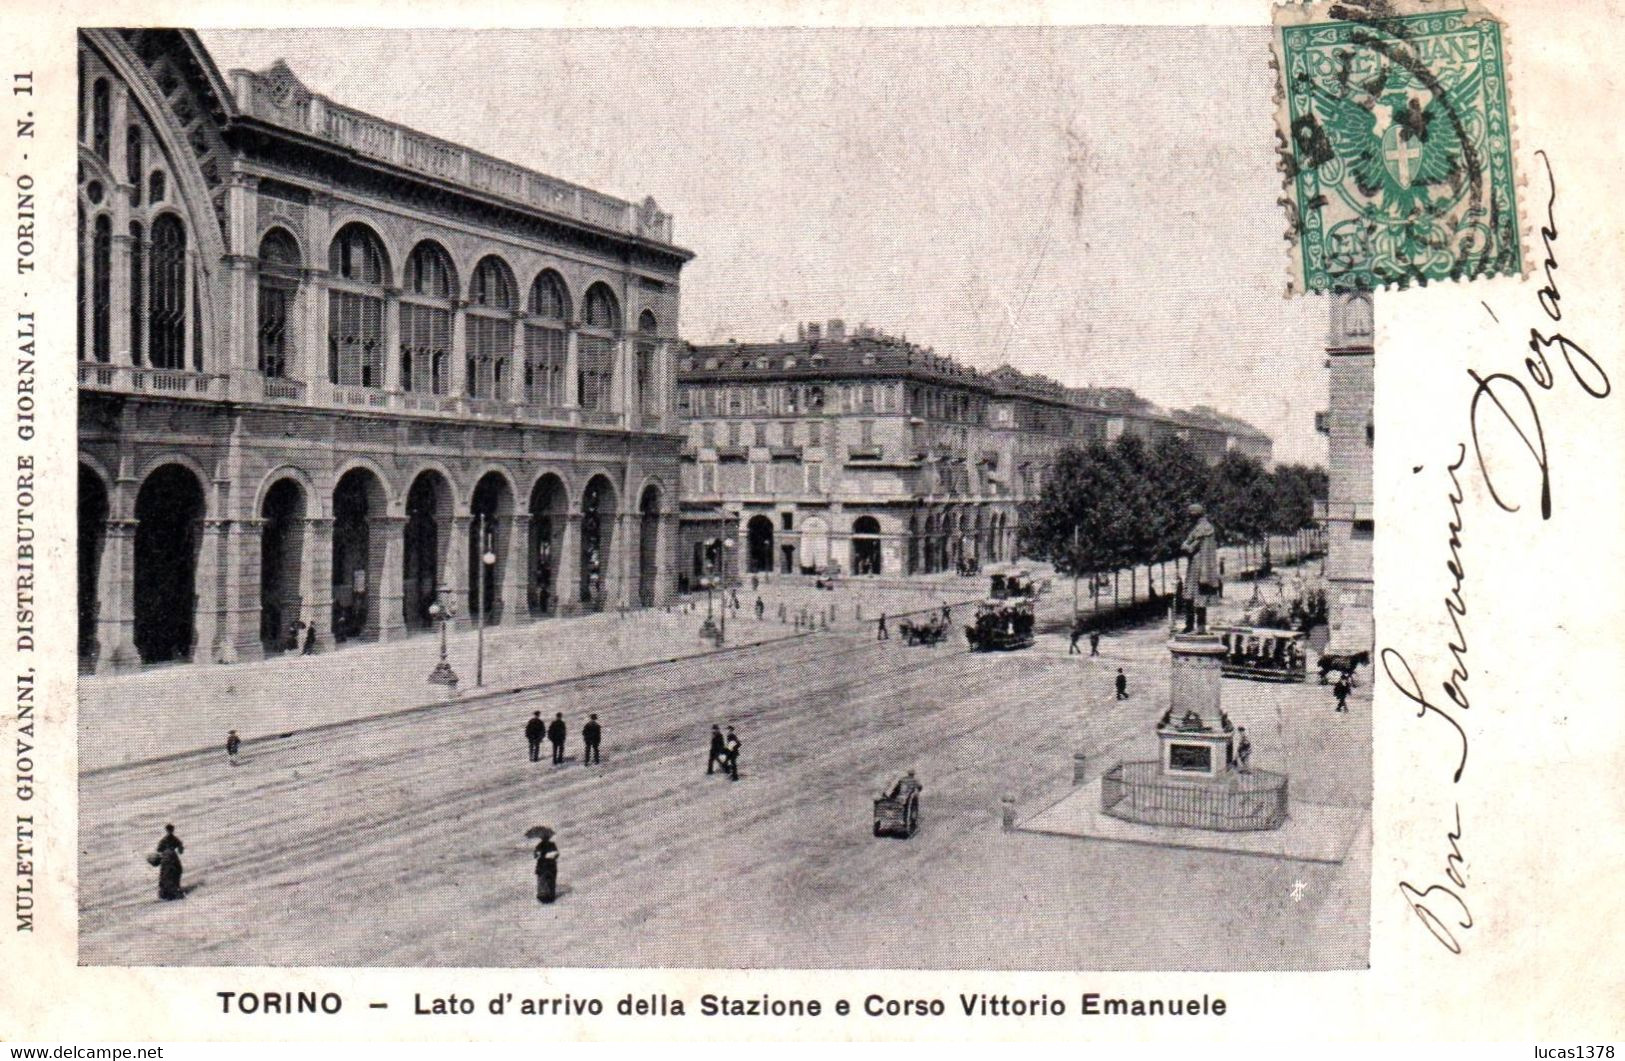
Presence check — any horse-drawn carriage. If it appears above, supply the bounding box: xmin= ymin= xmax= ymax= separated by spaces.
xmin=898 ymin=615 xmax=950 ymax=646
xmin=1317 ymin=649 xmax=1370 ymax=685
xmin=1217 ymin=626 xmax=1308 ymax=683
xmin=873 ymin=773 xmax=922 ymax=838
xmin=965 ymin=597 xmax=1036 ymax=651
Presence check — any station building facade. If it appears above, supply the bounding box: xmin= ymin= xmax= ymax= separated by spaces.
xmin=76 ymin=29 xmax=692 ymax=673
xmin=674 ymin=323 xmax=1263 ymax=580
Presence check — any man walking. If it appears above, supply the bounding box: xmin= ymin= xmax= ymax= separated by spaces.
xmin=707 ymin=724 xmax=726 ymax=775
xmin=547 ymin=711 xmax=567 ymax=764
xmin=225 ymin=729 xmax=241 ymax=767
xmin=1115 ymin=668 xmax=1129 ymax=701
xmin=582 ymin=713 xmax=602 ymax=766
xmin=525 ymin=711 xmax=545 ymax=763
xmin=1236 ymin=727 xmax=1252 ymax=773
xmin=1068 ymin=620 xmax=1083 ymax=655
xmin=724 ymin=726 xmax=742 ymax=781
xmin=1089 ymin=631 xmax=1101 ymax=657
xmin=755 ymin=596 xmax=765 ymax=620
xmin=1333 ymin=677 xmax=1350 ymax=713
xmin=877 ymin=612 xmax=890 ymax=641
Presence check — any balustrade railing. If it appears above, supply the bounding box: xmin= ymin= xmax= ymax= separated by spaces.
xmin=78 ymin=361 xmax=225 ymax=396
xmin=233 ymin=70 xmax=676 ymax=243
xmin=79 ymin=361 xmax=656 ymax=429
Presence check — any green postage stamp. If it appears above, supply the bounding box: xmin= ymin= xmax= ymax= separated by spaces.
xmin=1274 ymin=1 xmax=1522 ymax=293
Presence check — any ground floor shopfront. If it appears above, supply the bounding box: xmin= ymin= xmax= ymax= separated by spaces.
xmin=78 ymin=395 xmax=680 ymax=673
xmin=676 ymin=498 xmax=1020 ymax=583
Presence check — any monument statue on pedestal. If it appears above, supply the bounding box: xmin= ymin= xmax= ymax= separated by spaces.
xmin=1180 ymin=503 xmax=1220 ymax=633
xmin=1098 ymin=500 xmax=1287 ymax=832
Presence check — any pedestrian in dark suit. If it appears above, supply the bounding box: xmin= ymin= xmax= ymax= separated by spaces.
xmin=877 ymin=612 xmax=889 ymax=640
xmin=1115 ymin=668 xmax=1129 ymax=700
xmin=1089 ymin=631 xmax=1101 ymax=657
xmin=525 ymin=711 xmax=545 ymax=762
xmin=724 ymin=726 xmax=742 ymax=781
xmin=547 ymin=712 xmax=567 ymax=764
xmin=1236 ymin=727 xmax=1253 ymax=773
xmin=707 ymin=724 xmax=726 ymax=775
xmin=225 ymin=729 xmax=241 ymax=767
xmin=1068 ymin=621 xmax=1082 ymax=655
xmin=1333 ymin=678 xmax=1350 ymax=713
xmin=582 ymin=713 xmax=602 ymax=766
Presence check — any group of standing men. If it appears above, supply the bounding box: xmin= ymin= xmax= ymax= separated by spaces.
xmin=525 ymin=711 xmax=602 ymax=766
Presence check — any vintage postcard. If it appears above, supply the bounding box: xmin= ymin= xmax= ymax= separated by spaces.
xmin=0 ymin=0 xmax=1621 ymax=1046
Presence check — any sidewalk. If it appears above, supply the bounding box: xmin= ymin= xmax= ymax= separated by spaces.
xmin=81 ymin=580 xmax=979 ymax=773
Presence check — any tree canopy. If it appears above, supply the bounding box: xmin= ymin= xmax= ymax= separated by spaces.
xmin=1019 ymin=435 xmax=1325 ymax=575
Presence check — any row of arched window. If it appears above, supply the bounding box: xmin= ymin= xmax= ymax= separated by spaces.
xmin=78 ymin=207 xmax=190 ymax=370
xmin=293 ymin=223 xmax=654 ymax=411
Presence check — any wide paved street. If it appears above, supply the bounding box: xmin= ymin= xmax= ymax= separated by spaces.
xmin=80 ymin=562 xmax=1367 ymax=970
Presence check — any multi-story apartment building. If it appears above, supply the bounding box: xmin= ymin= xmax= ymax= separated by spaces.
xmin=76 ymin=29 xmax=691 ymax=673
xmin=1315 ymin=292 xmax=1375 ymax=655
xmin=675 ymin=322 xmax=1269 ymax=580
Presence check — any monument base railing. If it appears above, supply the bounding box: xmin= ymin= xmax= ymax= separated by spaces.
xmin=1101 ymin=760 xmax=1288 ymax=832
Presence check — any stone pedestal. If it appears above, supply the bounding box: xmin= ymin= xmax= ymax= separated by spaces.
xmin=1158 ymin=632 xmax=1233 ymax=778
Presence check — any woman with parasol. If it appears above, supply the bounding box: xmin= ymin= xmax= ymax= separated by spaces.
xmin=527 ymin=826 xmax=559 ymax=903
xmin=148 ymin=824 xmax=185 ymax=901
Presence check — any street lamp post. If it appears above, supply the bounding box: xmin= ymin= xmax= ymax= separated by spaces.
xmin=697 ymin=535 xmax=735 ymax=646
xmin=427 ymin=585 xmax=458 ymax=688
xmin=475 ymin=512 xmax=497 ymax=687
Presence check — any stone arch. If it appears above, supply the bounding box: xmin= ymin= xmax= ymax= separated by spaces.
xmin=578 ymin=473 xmax=618 ymax=610
xmin=638 ymin=482 xmax=665 ymax=607
xmin=852 ymin=514 xmax=883 ymax=576
xmin=403 ymin=237 xmax=459 ymax=297
xmin=133 ymin=450 xmax=215 ymax=517
xmin=468 ymin=468 xmax=517 ymax=620
xmin=330 ymin=465 xmax=390 ymax=644
xmin=403 ymin=468 xmax=455 ymax=630
xmin=528 ymin=267 xmax=574 ymax=320
xmin=132 ymin=461 xmax=207 ymax=663
xmin=258 ymin=474 xmax=308 ymax=652
xmin=327 ymin=219 xmax=392 ymax=285
xmin=746 ymin=513 xmax=775 ymax=575
xmin=527 ymin=471 xmax=570 ymax=617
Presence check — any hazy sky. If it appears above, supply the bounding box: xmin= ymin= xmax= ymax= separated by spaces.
xmin=199 ymin=27 xmax=1329 ymax=465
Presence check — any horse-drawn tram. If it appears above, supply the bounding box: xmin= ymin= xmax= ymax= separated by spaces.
xmin=1216 ymin=626 xmax=1308 ymax=683
xmin=966 ymin=597 xmax=1036 ymax=651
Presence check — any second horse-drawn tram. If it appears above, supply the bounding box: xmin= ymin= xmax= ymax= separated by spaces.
xmin=1216 ymin=626 xmax=1308 ymax=682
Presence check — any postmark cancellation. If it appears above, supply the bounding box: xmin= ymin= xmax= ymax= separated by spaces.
xmin=1273 ymin=0 xmax=1522 ymax=293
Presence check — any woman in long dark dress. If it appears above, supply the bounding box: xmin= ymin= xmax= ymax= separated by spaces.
xmin=155 ymin=824 xmax=184 ymax=901
xmin=533 ymin=834 xmax=559 ymax=903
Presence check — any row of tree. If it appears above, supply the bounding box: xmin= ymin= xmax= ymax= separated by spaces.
xmin=1018 ymin=433 xmax=1328 ymax=587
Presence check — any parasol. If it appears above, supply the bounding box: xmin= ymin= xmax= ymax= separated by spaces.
xmin=524 ymin=826 xmax=554 ymax=840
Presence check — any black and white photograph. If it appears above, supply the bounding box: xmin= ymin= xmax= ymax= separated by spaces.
xmin=72 ymin=25 xmax=1370 ymax=970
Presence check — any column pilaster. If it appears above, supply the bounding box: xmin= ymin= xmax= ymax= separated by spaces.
xmin=383 ymin=288 xmax=402 ymax=394
xmin=450 ymin=299 xmax=469 ymax=398
xmin=191 ymin=518 xmax=227 ymax=663
xmin=368 ymin=514 xmax=408 ymax=642
xmin=302 ymin=516 xmax=336 ymax=653
xmin=96 ymin=518 xmax=140 ymax=673
xmin=556 ymin=512 xmax=580 ymax=616
xmin=500 ymin=512 xmax=530 ymax=624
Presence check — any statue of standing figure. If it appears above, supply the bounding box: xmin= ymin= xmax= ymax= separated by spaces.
xmin=1180 ymin=503 xmax=1221 ymax=633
